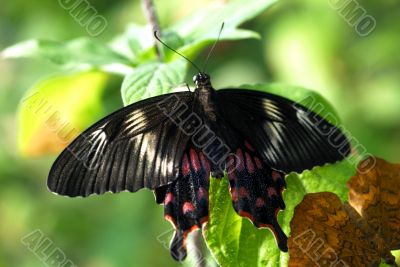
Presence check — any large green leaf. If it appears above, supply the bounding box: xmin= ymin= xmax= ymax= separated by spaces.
xmin=121 ymin=59 xmax=187 ymax=105
xmin=205 ymin=83 xmax=357 ymax=266
xmin=2 ymin=38 xmax=133 ymax=74
xmin=170 ymin=0 xmax=278 ymax=57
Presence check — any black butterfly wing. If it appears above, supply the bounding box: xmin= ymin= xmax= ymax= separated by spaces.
xmin=48 ymin=92 xmax=193 ymax=197
xmin=217 ymin=89 xmax=351 ymax=173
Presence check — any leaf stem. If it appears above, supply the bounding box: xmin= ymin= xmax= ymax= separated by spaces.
xmin=141 ymin=0 xmax=162 ymax=60
xmin=188 ymin=230 xmax=209 ymax=267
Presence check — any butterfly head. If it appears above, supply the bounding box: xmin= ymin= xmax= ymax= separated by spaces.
xmin=193 ymin=73 xmax=211 ymax=88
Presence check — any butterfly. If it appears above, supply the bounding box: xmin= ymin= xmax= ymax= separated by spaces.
xmin=47 ymin=69 xmax=351 ymax=261
xmin=288 ymin=157 xmax=400 ymax=267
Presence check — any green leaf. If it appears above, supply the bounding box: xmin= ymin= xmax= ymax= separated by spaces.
xmin=121 ymin=59 xmax=187 ymax=105
xmin=2 ymin=38 xmax=133 ymax=74
xmin=170 ymin=0 xmax=277 ymax=56
xmin=379 ymin=250 xmax=400 ymax=266
xmin=110 ymin=23 xmax=157 ymax=64
xmin=205 ymin=83 xmax=357 ymax=266
xmin=17 ymin=71 xmax=112 ymax=156
xmin=286 ymin=160 xmax=356 ymax=201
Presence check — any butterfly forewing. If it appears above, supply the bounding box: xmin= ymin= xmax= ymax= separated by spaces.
xmin=217 ymin=89 xmax=351 ymax=173
xmin=48 ymin=92 xmax=193 ymax=197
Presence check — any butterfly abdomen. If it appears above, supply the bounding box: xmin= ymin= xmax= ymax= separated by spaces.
xmin=195 ymin=85 xmax=219 ymax=122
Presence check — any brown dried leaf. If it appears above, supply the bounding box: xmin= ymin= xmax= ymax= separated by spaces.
xmin=347 ymin=157 xmax=400 ymax=251
xmin=288 ymin=157 xmax=400 ymax=267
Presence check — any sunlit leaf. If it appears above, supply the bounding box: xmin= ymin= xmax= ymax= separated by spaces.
xmin=18 ymin=71 xmax=112 ymax=156
xmin=110 ymin=23 xmax=156 ymax=64
xmin=121 ymin=59 xmax=187 ymax=105
xmin=170 ymin=0 xmax=277 ymax=57
xmin=2 ymin=38 xmax=133 ymax=74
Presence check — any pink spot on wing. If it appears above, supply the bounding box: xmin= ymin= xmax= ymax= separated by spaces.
xmin=199 ymin=152 xmax=210 ymax=174
xmin=231 ymin=189 xmax=238 ymax=202
xmin=245 ymin=152 xmax=255 ymax=174
xmin=183 ymin=202 xmax=195 ymax=214
xmin=164 ymin=193 xmax=174 ymax=205
xmin=272 ymin=170 xmax=282 ymax=182
xmin=239 ymin=187 xmax=249 ymax=198
xmin=182 ymin=154 xmax=190 ymax=176
xmin=254 ymin=157 xmax=263 ymax=169
xmin=226 ymin=155 xmax=236 ymax=175
xmin=236 ymin=149 xmax=244 ymax=172
xmin=228 ymin=169 xmax=236 ymax=181
xmin=267 ymin=187 xmax=278 ymax=198
xmin=256 ymin=197 xmax=265 ymax=208
xmin=244 ymin=141 xmax=255 ymax=152
xmin=197 ymin=187 xmax=208 ymax=201
xmin=190 ymin=149 xmax=201 ymax=172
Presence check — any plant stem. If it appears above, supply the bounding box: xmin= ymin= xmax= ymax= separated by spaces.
xmin=141 ymin=0 xmax=162 ymax=60
xmin=188 ymin=230 xmax=209 ymax=267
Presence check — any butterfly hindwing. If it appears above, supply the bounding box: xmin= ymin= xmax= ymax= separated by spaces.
xmin=155 ymin=143 xmax=211 ymax=261
xmin=217 ymin=89 xmax=351 ymax=173
xmin=226 ymin=140 xmax=288 ymax=251
xmin=48 ymin=92 xmax=193 ymax=197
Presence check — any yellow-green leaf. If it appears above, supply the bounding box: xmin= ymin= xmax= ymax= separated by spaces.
xmin=18 ymin=71 xmax=111 ymax=156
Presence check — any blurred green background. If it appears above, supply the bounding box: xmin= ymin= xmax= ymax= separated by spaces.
xmin=1 ymin=0 xmax=399 ymax=266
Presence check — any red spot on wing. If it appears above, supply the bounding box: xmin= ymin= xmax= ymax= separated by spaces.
xmin=197 ymin=187 xmax=208 ymax=201
xmin=254 ymin=157 xmax=263 ymax=169
xmin=272 ymin=170 xmax=282 ymax=182
xmin=228 ymin=172 xmax=236 ymax=182
xmin=267 ymin=187 xmax=278 ymax=198
xmin=183 ymin=202 xmax=195 ymax=214
xmin=256 ymin=197 xmax=266 ymax=208
xmin=199 ymin=152 xmax=210 ymax=174
xmin=164 ymin=193 xmax=174 ymax=205
xmin=239 ymin=187 xmax=249 ymax=198
xmin=236 ymin=149 xmax=244 ymax=172
xmin=227 ymin=160 xmax=237 ymax=181
xmin=227 ymin=155 xmax=237 ymax=179
xmin=182 ymin=154 xmax=190 ymax=176
xmin=244 ymin=141 xmax=255 ymax=152
xmin=245 ymin=152 xmax=255 ymax=174
xmin=190 ymin=149 xmax=201 ymax=172
xmin=231 ymin=188 xmax=238 ymax=202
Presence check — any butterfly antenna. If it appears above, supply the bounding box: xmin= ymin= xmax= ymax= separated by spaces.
xmin=202 ymin=22 xmax=225 ymax=72
xmin=154 ymin=31 xmax=202 ymax=73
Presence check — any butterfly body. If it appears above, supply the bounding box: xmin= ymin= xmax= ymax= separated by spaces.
xmin=48 ymin=71 xmax=351 ymax=261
